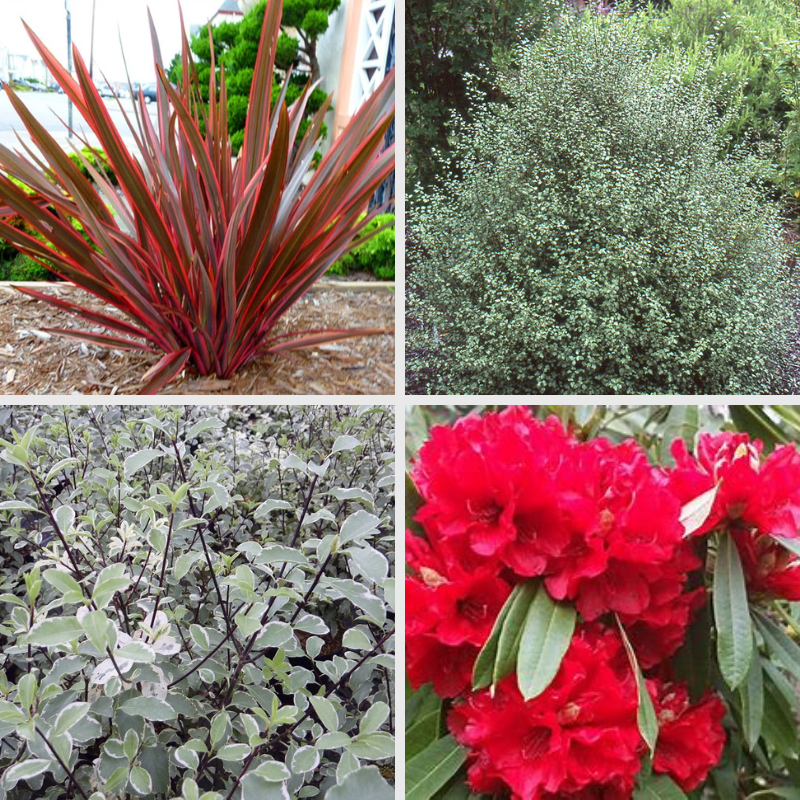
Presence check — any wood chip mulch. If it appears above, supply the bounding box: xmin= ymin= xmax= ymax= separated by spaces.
xmin=0 ymin=284 xmax=394 ymax=395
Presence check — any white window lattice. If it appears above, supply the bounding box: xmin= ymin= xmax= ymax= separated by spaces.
xmin=350 ymin=0 xmax=395 ymax=113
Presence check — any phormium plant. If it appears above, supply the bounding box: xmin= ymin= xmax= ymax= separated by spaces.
xmin=406 ymin=404 xmax=800 ymax=798
xmin=0 ymin=404 xmax=395 ymax=799
xmin=0 ymin=0 xmax=395 ymax=393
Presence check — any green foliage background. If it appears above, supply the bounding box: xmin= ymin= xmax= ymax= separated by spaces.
xmin=168 ymin=0 xmax=331 ymax=152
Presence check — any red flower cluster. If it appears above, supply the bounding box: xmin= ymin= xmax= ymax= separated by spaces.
xmin=405 ymin=408 xmax=794 ymax=797
xmin=671 ymin=431 xmax=800 ymax=600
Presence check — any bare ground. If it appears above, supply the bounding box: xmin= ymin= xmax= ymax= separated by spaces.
xmin=0 ymin=284 xmax=394 ymax=395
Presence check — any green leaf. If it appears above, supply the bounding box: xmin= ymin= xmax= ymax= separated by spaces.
xmin=115 ymin=641 xmax=156 ymax=663
xmin=672 ymin=593 xmax=711 ymax=702
xmin=713 ymin=533 xmax=753 ymax=689
xmin=92 ymin=563 xmax=131 ymax=610
xmin=633 ymin=774 xmax=687 ymax=800
xmin=174 ymin=551 xmax=201 ymax=581
xmin=0 ymin=500 xmax=42 ymax=512
xmin=490 ymin=580 xmax=535 ymax=688
xmin=123 ymin=727 xmax=139 ymax=762
xmin=406 ymin=709 xmax=440 ymax=760
xmin=216 ymin=743 xmax=251 ymax=760
xmin=406 ymin=735 xmax=467 ymax=800
xmin=291 ymin=745 xmax=320 ymax=773
xmin=210 ymin=710 xmax=229 ymax=749
xmin=618 ymin=619 xmax=659 ymax=756
xmin=26 ymin=616 xmax=85 ymax=646
xmin=2 ymin=758 xmax=53 ymax=789
xmin=339 ymin=510 xmax=381 ymax=543
xmin=761 ymin=681 xmax=800 ymax=758
xmin=729 ymin=406 xmax=786 ymax=452
xmin=405 ymin=473 xmax=425 ymax=537
xmin=753 ymin=611 xmax=800 ymax=683
xmin=254 ymin=499 xmax=294 ymax=518
xmin=121 ymin=696 xmax=177 ymax=721
xmin=17 ymin=673 xmax=37 ymax=712
xmin=185 ymin=417 xmax=224 ymax=439
xmin=309 ymin=695 xmax=339 ymax=731
xmin=240 ymin=773 xmax=290 ymax=800
xmin=517 ymin=583 xmax=576 ymax=700
xmin=128 ymin=765 xmax=153 ymax=796
xmin=0 ymin=699 xmax=28 ymax=723
xmin=124 ymin=448 xmax=169 ymax=478
xmin=43 ymin=569 xmax=83 ymax=603
xmin=740 ymin=649 xmax=764 ymax=751
xmin=53 ymin=701 xmax=90 ymax=736
xmin=472 ymin=583 xmax=519 ymax=690
xmin=331 ymin=434 xmax=361 ymax=454
xmin=252 ymin=760 xmax=291 ymax=781
xmin=328 ymin=766 xmax=393 ymax=800
xmin=348 ymin=731 xmax=395 ymax=759
xmin=81 ymin=609 xmax=112 ymax=653
xmin=359 ymin=701 xmax=390 ymax=735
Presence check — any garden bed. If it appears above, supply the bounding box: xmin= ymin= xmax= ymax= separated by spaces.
xmin=0 ymin=283 xmax=394 ymax=395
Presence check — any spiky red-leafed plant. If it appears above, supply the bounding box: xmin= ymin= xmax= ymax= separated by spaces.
xmin=0 ymin=0 xmax=395 ymax=392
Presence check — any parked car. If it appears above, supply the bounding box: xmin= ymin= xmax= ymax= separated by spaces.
xmin=11 ymin=79 xmax=46 ymax=92
xmin=95 ymin=82 xmax=115 ymax=98
xmin=133 ymin=82 xmax=158 ymax=103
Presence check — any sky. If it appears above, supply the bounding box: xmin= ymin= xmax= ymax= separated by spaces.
xmin=0 ymin=0 xmax=228 ymax=83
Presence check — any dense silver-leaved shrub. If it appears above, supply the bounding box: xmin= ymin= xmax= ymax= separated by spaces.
xmin=407 ymin=14 xmax=791 ymax=394
xmin=0 ymin=405 xmax=395 ymax=800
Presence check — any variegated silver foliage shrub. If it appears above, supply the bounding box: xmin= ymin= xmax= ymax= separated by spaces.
xmin=407 ymin=12 xmax=791 ymax=395
xmin=0 ymin=405 xmax=395 ymax=800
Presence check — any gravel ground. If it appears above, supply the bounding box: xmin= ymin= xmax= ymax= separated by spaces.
xmin=0 ymin=284 xmax=395 ymax=395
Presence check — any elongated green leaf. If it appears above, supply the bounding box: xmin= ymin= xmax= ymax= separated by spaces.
xmin=729 ymin=406 xmax=786 ymax=452
xmin=618 ymin=620 xmax=659 ymax=755
xmin=713 ymin=534 xmax=753 ymax=689
xmin=472 ymin=583 xmax=522 ymax=691
xmin=739 ymin=648 xmax=764 ymax=751
xmin=761 ymin=682 xmax=800 ymax=758
xmin=406 ymin=736 xmax=466 ymax=800
xmin=406 ymin=709 xmax=441 ymax=760
xmin=753 ymin=610 xmax=800 ymax=683
xmin=672 ymin=593 xmax=711 ymax=702
xmin=493 ymin=580 xmax=537 ymax=688
xmin=634 ymin=774 xmax=687 ymax=800
xmin=517 ymin=584 xmax=576 ymax=700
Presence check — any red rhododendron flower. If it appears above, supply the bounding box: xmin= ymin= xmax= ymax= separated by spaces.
xmin=411 ymin=408 xmax=692 ymax=624
xmin=651 ymin=681 xmax=727 ymax=790
xmin=449 ymin=626 xmax=644 ymax=799
xmin=406 ymin=527 xmax=512 ymax=695
xmin=732 ymin=528 xmax=800 ymax=601
xmin=407 ymin=633 xmax=478 ymax=699
xmin=670 ymin=432 xmax=800 ymax=600
xmin=671 ymin=432 xmax=800 ymax=539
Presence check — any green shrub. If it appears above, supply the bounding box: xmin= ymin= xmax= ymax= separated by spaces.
xmin=407 ymin=13 xmax=790 ymax=395
xmin=0 ymin=252 xmax=58 ymax=281
xmin=66 ymin=146 xmax=118 ymax=185
xmin=328 ymin=214 xmax=395 ymax=280
xmin=0 ymin=404 xmax=396 ymax=799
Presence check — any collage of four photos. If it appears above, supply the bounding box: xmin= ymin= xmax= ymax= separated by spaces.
xmin=0 ymin=0 xmax=798 ymax=798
